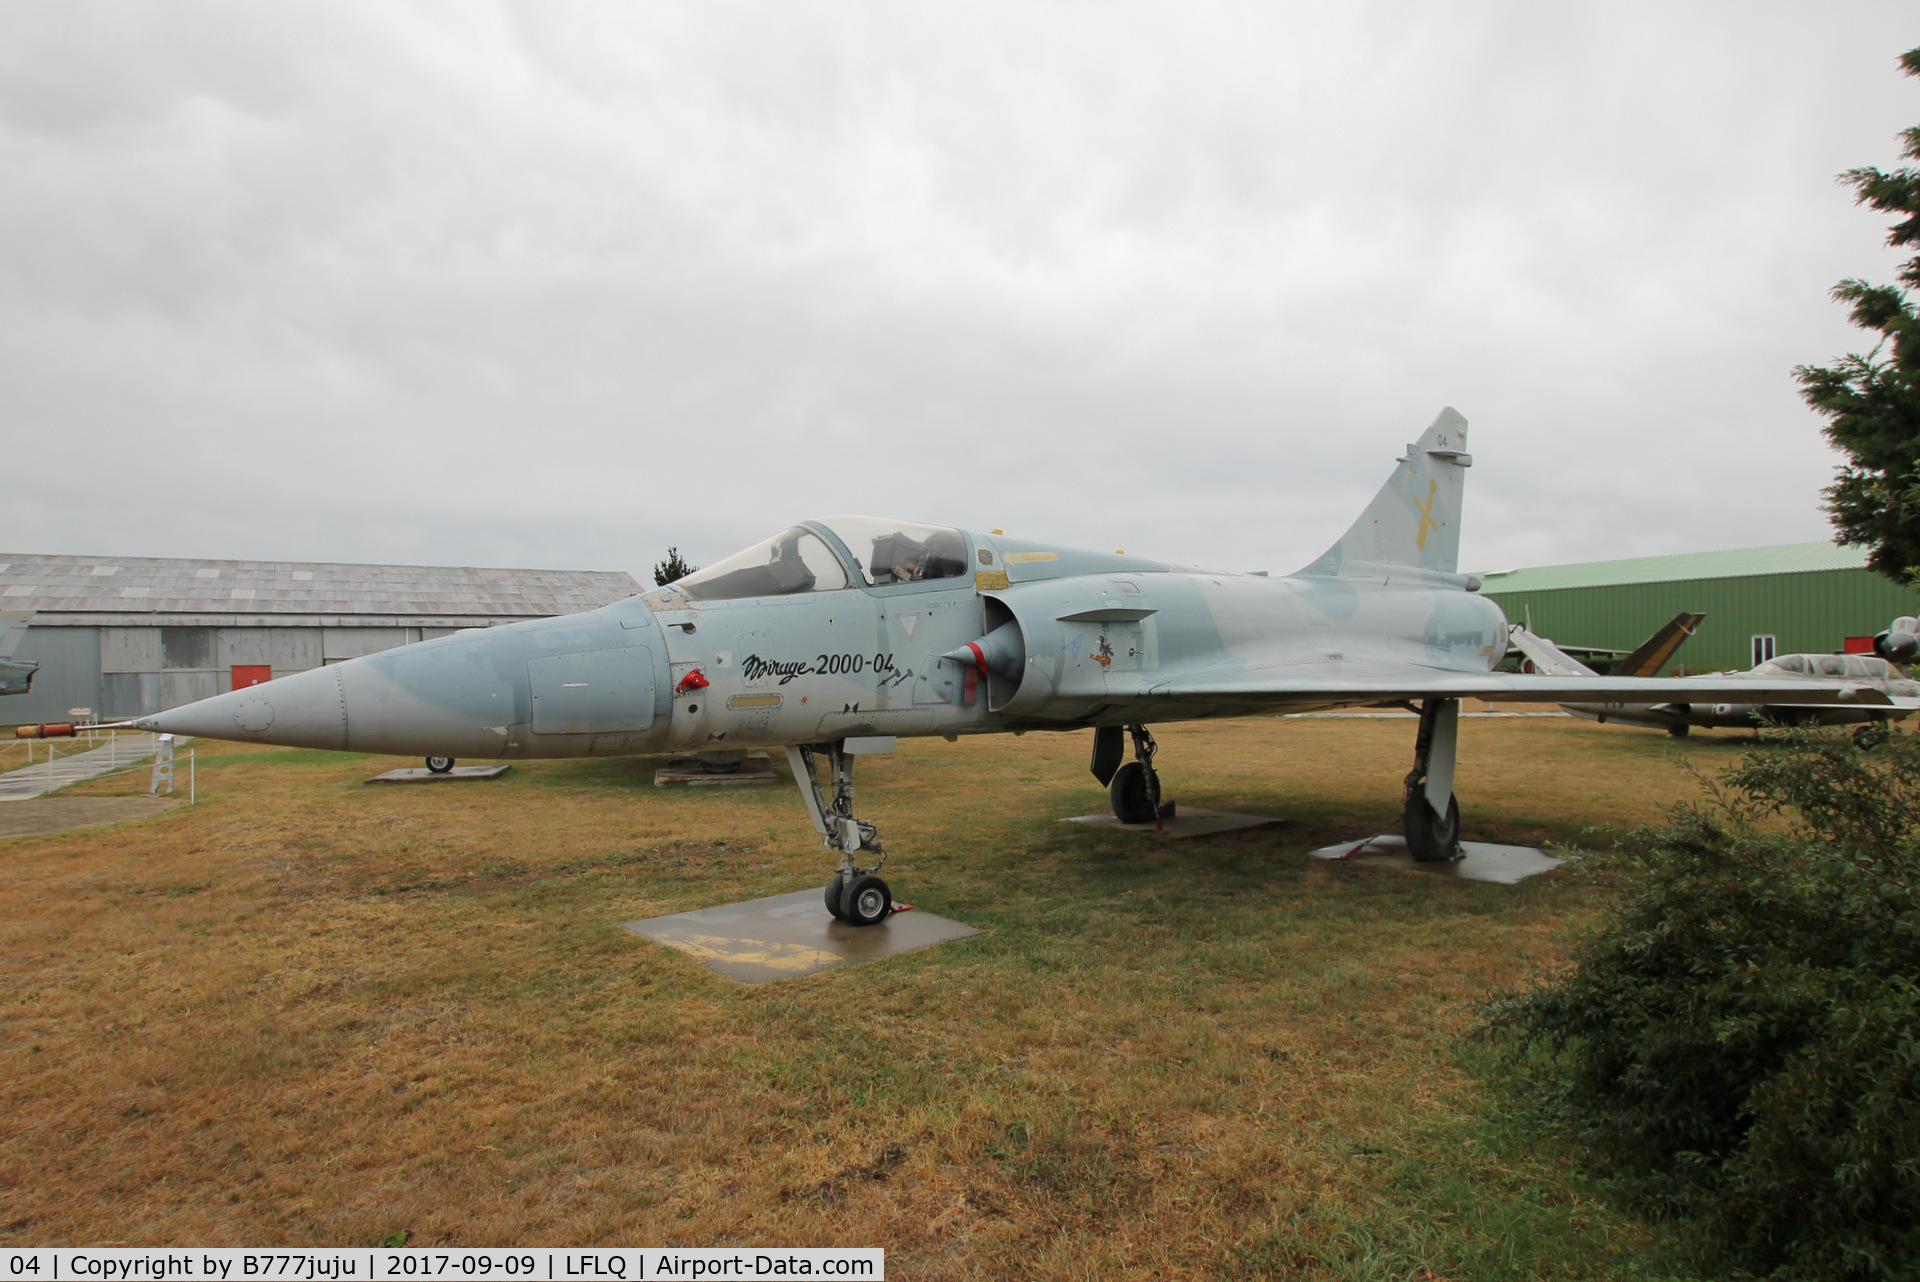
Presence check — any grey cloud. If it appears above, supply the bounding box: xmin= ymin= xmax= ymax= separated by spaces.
xmin=2 ymin=1 xmax=1917 ymax=582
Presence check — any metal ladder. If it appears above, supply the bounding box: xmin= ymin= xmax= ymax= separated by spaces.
xmin=149 ymin=734 xmax=175 ymax=796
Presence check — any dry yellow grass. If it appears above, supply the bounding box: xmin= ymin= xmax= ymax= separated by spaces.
xmin=0 ymin=715 xmax=1761 ymax=1275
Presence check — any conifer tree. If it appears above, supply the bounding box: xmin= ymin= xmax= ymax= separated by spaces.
xmin=1797 ymin=47 xmax=1920 ymax=582
xmin=652 ymin=547 xmax=697 ymax=586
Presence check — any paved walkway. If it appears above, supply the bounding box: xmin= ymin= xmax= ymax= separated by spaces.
xmin=0 ymin=796 xmax=178 ymax=839
xmin=0 ymin=733 xmax=164 ymax=801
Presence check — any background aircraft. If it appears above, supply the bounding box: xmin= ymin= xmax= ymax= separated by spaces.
xmin=0 ymin=613 xmax=36 ymax=697
xmin=1558 ymin=618 xmax=1920 ymax=739
xmin=117 ymin=410 xmax=1892 ymax=925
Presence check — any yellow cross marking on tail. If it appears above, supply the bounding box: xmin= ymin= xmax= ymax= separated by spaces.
xmin=1414 ymin=478 xmax=1439 ymax=550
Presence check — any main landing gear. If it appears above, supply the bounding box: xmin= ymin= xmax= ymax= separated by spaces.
xmin=1403 ymin=698 xmax=1462 ymax=862
xmin=786 ymin=741 xmax=894 ymax=927
xmin=1090 ymin=725 xmax=1166 ymax=825
xmin=425 ymin=756 xmax=455 ymax=773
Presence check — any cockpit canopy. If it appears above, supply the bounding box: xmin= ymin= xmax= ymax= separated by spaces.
xmin=673 ymin=526 xmax=848 ymax=600
xmin=673 ymin=517 xmax=969 ymax=601
xmin=819 ymin=516 xmax=968 ymax=585
xmin=1759 ymin=653 xmax=1897 ymax=681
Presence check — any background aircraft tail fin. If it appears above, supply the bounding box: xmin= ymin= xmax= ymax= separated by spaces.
xmin=0 ymin=611 xmax=33 ymax=659
xmin=1506 ymin=625 xmax=1598 ymax=677
xmin=1300 ymin=407 xmax=1471 ymax=576
xmin=1614 ymin=612 xmax=1705 ymax=678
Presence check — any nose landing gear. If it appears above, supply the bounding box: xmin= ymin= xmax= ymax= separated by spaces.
xmin=787 ymin=741 xmax=894 ymax=927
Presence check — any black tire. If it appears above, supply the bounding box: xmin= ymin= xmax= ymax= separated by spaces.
xmin=1666 ymin=724 xmax=1690 ymax=738
xmin=1405 ymin=792 xmax=1461 ymax=862
xmin=426 ymin=756 xmax=455 ymax=773
xmin=1109 ymin=760 xmax=1159 ymax=824
xmin=824 ymin=872 xmax=848 ymax=919
xmin=841 ymin=874 xmax=892 ymax=927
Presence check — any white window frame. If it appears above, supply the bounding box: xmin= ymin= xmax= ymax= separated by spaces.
xmin=1751 ymin=634 xmax=1777 ymax=667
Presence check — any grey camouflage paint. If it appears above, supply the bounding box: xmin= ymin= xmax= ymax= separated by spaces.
xmin=138 ymin=411 xmax=1893 ymax=772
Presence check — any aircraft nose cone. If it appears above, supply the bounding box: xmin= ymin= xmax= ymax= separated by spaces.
xmin=137 ymin=663 xmax=348 ymax=749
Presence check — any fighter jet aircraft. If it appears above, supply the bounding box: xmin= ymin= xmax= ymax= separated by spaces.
xmin=120 ymin=409 xmax=1896 ymax=926
xmin=0 ymin=612 xmax=37 ymax=697
xmin=1560 ymin=618 xmax=1920 ymax=739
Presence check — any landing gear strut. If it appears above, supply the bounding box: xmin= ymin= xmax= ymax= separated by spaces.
xmin=786 ymin=741 xmax=893 ymax=927
xmin=1107 ymin=726 xmax=1164 ymax=826
xmin=1403 ymin=699 xmax=1462 ymax=862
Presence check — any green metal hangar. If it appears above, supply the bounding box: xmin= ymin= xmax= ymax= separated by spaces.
xmin=1477 ymin=542 xmax=1919 ymax=674
xmin=0 ymin=554 xmax=641 ymax=726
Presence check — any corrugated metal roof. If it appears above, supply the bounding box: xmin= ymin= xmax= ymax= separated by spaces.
xmin=0 ymin=554 xmax=641 ymax=620
xmin=1475 ymin=542 xmax=1873 ymax=593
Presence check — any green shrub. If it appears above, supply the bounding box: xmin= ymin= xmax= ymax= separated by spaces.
xmin=1485 ymin=729 xmax=1920 ymax=1280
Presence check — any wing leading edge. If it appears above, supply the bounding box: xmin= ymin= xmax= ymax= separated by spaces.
xmin=1145 ymin=664 xmax=1901 ymax=709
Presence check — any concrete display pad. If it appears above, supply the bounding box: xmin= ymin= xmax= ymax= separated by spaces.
xmin=365 ymin=765 xmax=511 ymax=784
xmin=654 ymin=752 xmax=780 ymax=787
xmin=1305 ymin=834 xmax=1562 ymax=884
xmin=1060 ymin=808 xmax=1286 ymax=839
xmin=624 ymin=888 xmax=984 ymax=983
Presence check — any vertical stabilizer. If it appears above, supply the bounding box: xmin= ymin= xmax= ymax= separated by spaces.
xmin=0 ymin=611 xmax=32 ymax=659
xmin=1614 ymin=612 xmax=1705 ymax=678
xmin=1506 ymin=625 xmax=1598 ymax=677
xmin=1300 ymin=408 xmax=1471 ymax=575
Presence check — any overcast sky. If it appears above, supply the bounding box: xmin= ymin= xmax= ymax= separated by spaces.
xmin=2 ymin=3 xmax=1916 ymax=580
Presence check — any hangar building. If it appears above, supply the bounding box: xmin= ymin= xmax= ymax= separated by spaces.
xmin=1477 ymin=542 xmax=1919 ymax=674
xmin=0 ymin=554 xmax=642 ymax=725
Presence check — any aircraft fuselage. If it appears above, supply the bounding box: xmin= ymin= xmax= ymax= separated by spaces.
xmin=138 ymin=525 xmax=1510 ymax=760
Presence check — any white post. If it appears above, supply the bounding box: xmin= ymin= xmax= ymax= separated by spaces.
xmin=189 ymin=751 xmax=195 ymax=805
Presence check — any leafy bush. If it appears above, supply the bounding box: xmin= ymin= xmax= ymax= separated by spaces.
xmin=1485 ymin=729 xmax=1920 ymax=1280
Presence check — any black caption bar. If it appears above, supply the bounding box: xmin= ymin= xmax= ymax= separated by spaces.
xmin=0 ymin=1251 xmax=882 ymax=1282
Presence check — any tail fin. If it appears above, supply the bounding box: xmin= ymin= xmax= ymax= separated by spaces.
xmin=0 ymin=611 xmax=32 ymax=660
xmin=1613 ymin=612 xmax=1704 ymax=678
xmin=1300 ymin=407 xmax=1471 ymax=576
xmin=1506 ymin=625 xmax=1598 ymax=677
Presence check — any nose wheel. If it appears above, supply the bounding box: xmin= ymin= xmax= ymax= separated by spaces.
xmin=425 ymin=756 xmax=455 ymax=774
xmin=789 ymin=742 xmax=893 ymax=927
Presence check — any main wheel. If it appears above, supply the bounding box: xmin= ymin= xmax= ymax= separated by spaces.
xmin=1109 ymin=760 xmax=1159 ymax=824
xmin=1405 ymin=792 xmax=1461 ymax=862
xmin=426 ymin=756 xmax=455 ymax=773
xmin=1666 ymin=724 xmax=1690 ymax=739
xmin=824 ymin=872 xmax=848 ymax=919
xmin=841 ymin=874 xmax=893 ymax=927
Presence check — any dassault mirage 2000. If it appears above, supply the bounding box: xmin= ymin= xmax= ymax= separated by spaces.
xmin=124 ymin=410 xmax=1895 ymax=926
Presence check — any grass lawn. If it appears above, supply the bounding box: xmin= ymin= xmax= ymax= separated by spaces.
xmin=0 ymin=715 xmax=1760 ymax=1276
